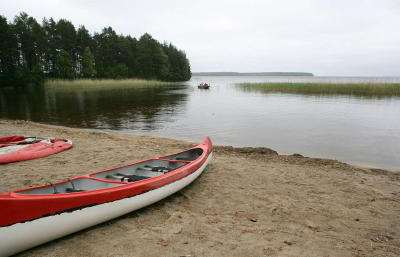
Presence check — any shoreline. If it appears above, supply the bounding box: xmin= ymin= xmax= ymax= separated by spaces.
xmin=4 ymin=119 xmax=397 ymax=172
xmin=44 ymin=78 xmax=174 ymax=89
xmin=1 ymin=119 xmax=399 ymax=257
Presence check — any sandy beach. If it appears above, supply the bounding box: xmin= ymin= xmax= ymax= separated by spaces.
xmin=1 ymin=119 xmax=399 ymax=257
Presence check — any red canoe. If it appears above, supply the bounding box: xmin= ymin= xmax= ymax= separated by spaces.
xmin=0 ymin=137 xmax=213 ymax=257
xmin=0 ymin=135 xmax=73 ymax=164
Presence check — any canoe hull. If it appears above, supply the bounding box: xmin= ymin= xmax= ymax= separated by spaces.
xmin=0 ymin=152 xmax=212 ymax=257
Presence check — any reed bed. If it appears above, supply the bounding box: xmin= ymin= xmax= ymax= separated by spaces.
xmin=45 ymin=79 xmax=173 ymax=89
xmin=237 ymin=82 xmax=400 ymax=96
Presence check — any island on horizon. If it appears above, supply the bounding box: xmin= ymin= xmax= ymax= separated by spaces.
xmin=192 ymin=72 xmax=314 ymax=77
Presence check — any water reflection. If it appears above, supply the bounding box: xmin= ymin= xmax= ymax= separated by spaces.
xmin=0 ymin=85 xmax=189 ymax=130
xmin=1 ymin=76 xmax=399 ymax=170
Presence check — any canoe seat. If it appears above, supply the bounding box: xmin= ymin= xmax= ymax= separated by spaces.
xmin=65 ymin=188 xmax=85 ymax=193
xmin=118 ymin=174 xmax=149 ymax=182
xmin=139 ymin=165 xmax=172 ymax=173
xmin=106 ymin=173 xmax=150 ymax=182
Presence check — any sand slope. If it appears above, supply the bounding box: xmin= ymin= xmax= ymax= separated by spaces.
xmin=1 ymin=120 xmax=399 ymax=257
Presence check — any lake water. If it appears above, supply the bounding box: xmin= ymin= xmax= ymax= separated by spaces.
xmin=1 ymin=76 xmax=399 ymax=170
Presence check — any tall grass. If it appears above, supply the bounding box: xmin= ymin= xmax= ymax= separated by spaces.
xmin=237 ymin=82 xmax=400 ymax=97
xmin=45 ymin=79 xmax=173 ymax=89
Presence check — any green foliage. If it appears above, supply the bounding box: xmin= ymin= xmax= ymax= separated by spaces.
xmin=114 ymin=63 xmax=128 ymax=79
xmin=81 ymin=47 xmax=96 ymax=78
xmin=0 ymin=12 xmax=191 ymax=87
xmin=136 ymin=33 xmax=169 ymax=80
xmin=42 ymin=17 xmax=57 ymax=77
xmin=237 ymin=82 xmax=400 ymax=96
xmin=162 ymin=43 xmax=191 ymax=81
xmin=54 ymin=50 xmax=74 ymax=79
xmin=0 ymin=15 xmax=19 ymax=87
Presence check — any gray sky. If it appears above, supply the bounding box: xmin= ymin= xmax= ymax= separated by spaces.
xmin=2 ymin=0 xmax=400 ymax=76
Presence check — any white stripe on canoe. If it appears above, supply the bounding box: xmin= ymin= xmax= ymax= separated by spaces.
xmin=0 ymin=152 xmax=212 ymax=257
xmin=0 ymin=144 xmax=27 ymax=155
xmin=0 ymin=138 xmax=53 ymax=155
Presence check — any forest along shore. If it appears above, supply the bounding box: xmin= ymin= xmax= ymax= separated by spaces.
xmin=0 ymin=13 xmax=191 ymax=88
xmin=1 ymin=120 xmax=399 ymax=257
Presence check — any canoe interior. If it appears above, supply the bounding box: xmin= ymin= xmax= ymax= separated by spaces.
xmin=92 ymin=159 xmax=188 ymax=181
xmin=16 ymin=148 xmax=204 ymax=195
xmin=0 ymin=137 xmax=51 ymax=155
xmin=162 ymin=148 xmax=203 ymax=161
xmin=0 ymin=144 xmax=27 ymax=155
xmin=18 ymin=178 xmax=121 ymax=195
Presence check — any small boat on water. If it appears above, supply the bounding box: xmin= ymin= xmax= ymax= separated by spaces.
xmin=198 ymin=83 xmax=210 ymax=89
xmin=0 ymin=137 xmax=213 ymax=257
xmin=0 ymin=135 xmax=73 ymax=164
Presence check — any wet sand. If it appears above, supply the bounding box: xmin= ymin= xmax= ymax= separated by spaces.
xmin=1 ymin=120 xmax=399 ymax=257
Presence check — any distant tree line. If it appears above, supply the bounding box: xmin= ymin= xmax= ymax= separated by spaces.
xmin=0 ymin=12 xmax=191 ymax=87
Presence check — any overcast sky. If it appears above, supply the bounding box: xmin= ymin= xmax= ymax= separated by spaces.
xmin=2 ymin=0 xmax=400 ymax=76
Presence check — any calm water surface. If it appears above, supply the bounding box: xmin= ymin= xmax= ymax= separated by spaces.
xmin=1 ymin=76 xmax=399 ymax=170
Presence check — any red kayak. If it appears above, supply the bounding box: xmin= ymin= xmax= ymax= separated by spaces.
xmin=0 ymin=137 xmax=213 ymax=257
xmin=0 ymin=135 xmax=73 ymax=164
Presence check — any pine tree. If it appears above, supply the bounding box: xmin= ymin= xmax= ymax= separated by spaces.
xmin=1 ymin=12 xmax=192 ymax=86
xmin=55 ymin=19 xmax=77 ymax=77
xmin=81 ymin=46 xmax=96 ymax=78
xmin=42 ymin=17 xmax=57 ymax=77
xmin=55 ymin=49 xmax=74 ymax=79
xmin=76 ymin=26 xmax=93 ymax=75
xmin=0 ymin=15 xmax=20 ymax=87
